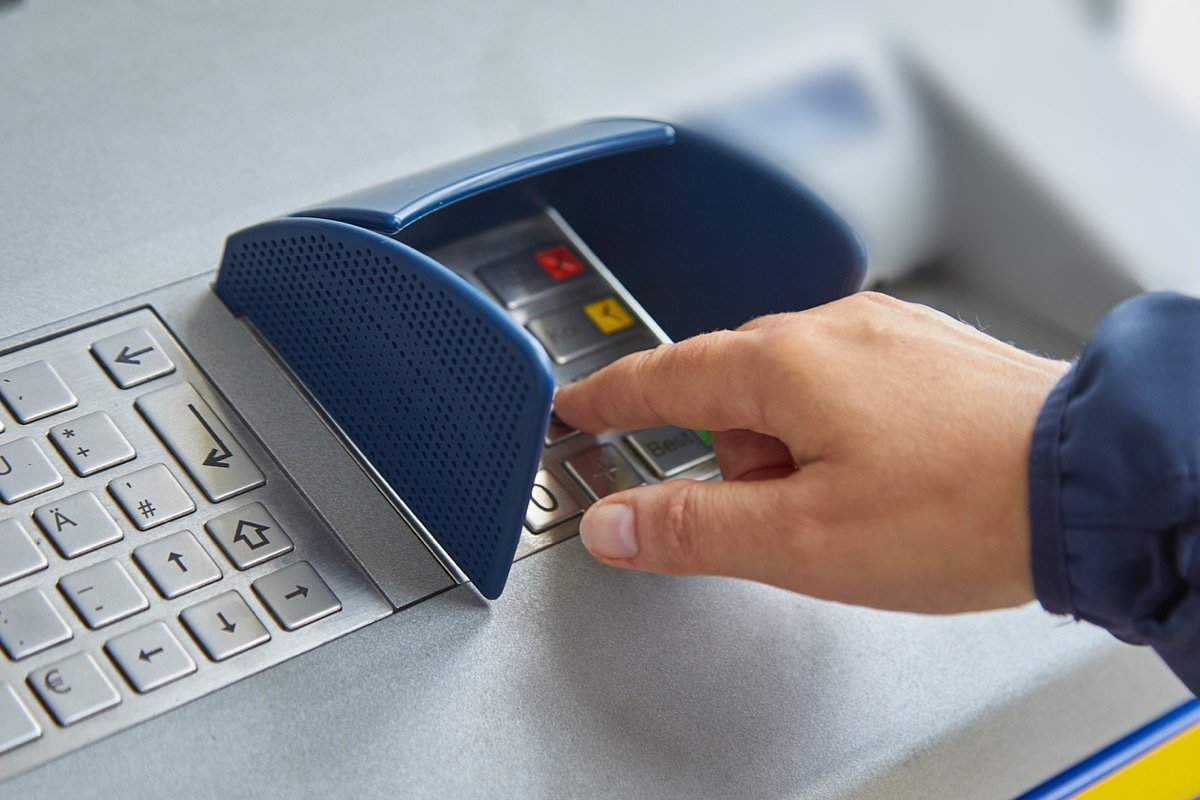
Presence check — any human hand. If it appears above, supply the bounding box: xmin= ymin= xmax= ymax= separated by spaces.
xmin=552 ymin=292 xmax=1070 ymax=613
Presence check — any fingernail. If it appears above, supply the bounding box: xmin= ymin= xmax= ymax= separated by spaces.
xmin=579 ymin=503 xmax=638 ymax=560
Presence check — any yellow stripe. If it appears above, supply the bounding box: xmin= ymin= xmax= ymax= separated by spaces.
xmin=1076 ymin=723 xmax=1200 ymax=799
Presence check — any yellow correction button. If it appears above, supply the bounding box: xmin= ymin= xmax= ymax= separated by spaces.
xmin=583 ymin=298 xmax=634 ymax=335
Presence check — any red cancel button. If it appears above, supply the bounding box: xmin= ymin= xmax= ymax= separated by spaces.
xmin=535 ymin=246 xmax=585 ymax=281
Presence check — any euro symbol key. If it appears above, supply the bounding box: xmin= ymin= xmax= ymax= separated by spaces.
xmin=44 ymin=669 xmax=71 ymax=694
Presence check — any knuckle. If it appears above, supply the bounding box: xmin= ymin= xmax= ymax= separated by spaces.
xmin=754 ymin=326 xmax=814 ymax=390
xmin=853 ymin=290 xmax=904 ymax=310
xmin=657 ymin=482 xmax=708 ymax=574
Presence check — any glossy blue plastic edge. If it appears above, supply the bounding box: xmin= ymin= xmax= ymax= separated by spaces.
xmin=214 ymin=217 xmax=554 ymax=599
xmin=362 ymin=118 xmax=866 ymax=341
xmin=1014 ymin=699 xmax=1200 ymax=800
xmin=293 ymin=119 xmax=676 ymax=234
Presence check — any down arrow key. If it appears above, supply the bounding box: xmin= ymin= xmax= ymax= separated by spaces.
xmin=179 ymin=592 xmax=270 ymax=662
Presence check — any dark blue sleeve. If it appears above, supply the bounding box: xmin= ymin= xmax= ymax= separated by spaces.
xmin=1030 ymin=292 xmax=1200 ymax=696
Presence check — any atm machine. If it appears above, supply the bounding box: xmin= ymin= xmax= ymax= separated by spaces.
xmin=1 ymin=1 xmax=1197 ymax=798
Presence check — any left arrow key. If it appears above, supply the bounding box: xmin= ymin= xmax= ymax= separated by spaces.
xmin=106 ymin=622 xmax=196 ymax=694
xmin=91 ymin=328 xmax=175 ymax=389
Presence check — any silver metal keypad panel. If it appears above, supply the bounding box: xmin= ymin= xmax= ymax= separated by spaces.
xmin=0 ymin=308 xmax=391 ymax=783
xmin=424 ymin=211 xmax=720 ymax=562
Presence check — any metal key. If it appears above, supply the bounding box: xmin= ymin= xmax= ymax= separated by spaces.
xmin=34 ymin=491 xmax=123 ymax=559
xmin=28 ymin=653 xmax=121 ymax=726
xmin=135 ymin=383 xmax=264 ymax=503
xmin=0 ymin=437 xmax=63 ymax=504
xmin=107 ymin=464 xmax=195 ymax=531
xmin=0 ymin=589 xmax=73 ymax=660
xmin=48 ymin=412 xmax=137 ymax=477
xmin=0 ymin=518 xmax=48 ymax=587
xmin=59 ymin=560 xmax=149 ymax=629
xmin=0 ymin=360 xmax=77 ymax=424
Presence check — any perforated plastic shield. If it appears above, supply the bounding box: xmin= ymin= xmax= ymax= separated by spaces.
xmin=214 ymin=217 xmax=554 ymax=599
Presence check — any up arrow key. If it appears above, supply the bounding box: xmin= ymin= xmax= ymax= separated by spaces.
xmin=232 ymin=519 xmax=271 ymax=550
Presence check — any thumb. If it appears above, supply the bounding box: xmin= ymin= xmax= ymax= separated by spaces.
xmin=577 ymin=477 xmax=806 ymax=581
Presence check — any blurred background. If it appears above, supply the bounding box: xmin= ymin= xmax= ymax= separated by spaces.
xmin=684 ymin=0 xmax=1200 ymax=362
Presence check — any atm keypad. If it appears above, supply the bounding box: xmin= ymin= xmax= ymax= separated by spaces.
xmin=435 ymin=212 xmax=718 ymax=550
xmin=0 ymin=308 xmax=379 ymax=781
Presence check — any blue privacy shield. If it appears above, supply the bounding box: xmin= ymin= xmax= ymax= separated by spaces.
xmin=214 ymin=118 xmax=865 ymax=599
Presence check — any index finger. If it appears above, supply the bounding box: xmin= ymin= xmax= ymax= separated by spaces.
xmin=553 ymin=329 xmax=771 ymax=434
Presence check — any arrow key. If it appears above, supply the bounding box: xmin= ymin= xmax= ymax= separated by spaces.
xmin=252 ymin=561 xmax=341 ymax=631
xmin=179 ymin=591 xmax=270 ymax=662
xmin=205 ymin=502 xmax=293 ymax=570
xmin=91 ymin=328 xmax=175 ymax=389
xmin=106 ymin=621 xmax=196 ymax=693
xmin=135 ymin=382 xmax=264 ymax=503
xmin=133 ymin=530 xmax=222 ymax=599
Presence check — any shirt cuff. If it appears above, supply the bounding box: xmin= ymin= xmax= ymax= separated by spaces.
xmin=1028 ymin=364 xmax=1077 ymax=617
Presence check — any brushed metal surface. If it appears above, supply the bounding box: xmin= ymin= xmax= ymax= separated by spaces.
xmin=0 ymin=308 xmax=393 ymax=782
